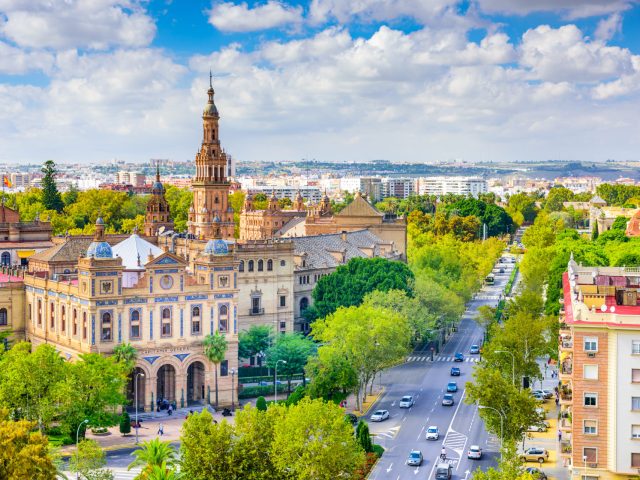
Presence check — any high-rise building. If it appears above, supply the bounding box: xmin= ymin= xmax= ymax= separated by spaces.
xmin=415 ymin=176 xmax=487 ymax=198
xmin=381 ymin=178 xmax=414 ymax=199
xmin=116 ymin=171 xmax=146 ymax=187
xmin=340 ymin=177 xmax=382 ymax=202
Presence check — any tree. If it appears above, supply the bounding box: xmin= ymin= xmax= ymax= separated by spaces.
xmin=128 ymin=438 xmax=178 ymax=479
xmin=611 ymin=215 xmax=629 ymax=231
xmin=471 ymin=443 xmax=533 ymax=480
xmin=356 ymin=420 xmax=373 ymax=453
xmin=286 ymin=385 xmax=306 ymax=406
xmin=266 ymin=333 xmax=316 ymax=394
xmin=69 ymin=438 xmax=114 ymax=480
xmin=0 ymin=410 xmax=57 ymax=479
xmin=270 ymin=398 xmax=364 ymax=480
xmin=113 ymin=343 xmax=137 ymax=373
xmin=144 ymin=462 xmax=182 ymax=480
xmin=120 ymin=412 xmax=131 ymax=436
xmin=238 ymin=325 xmax=272 ymax=360
xmin=164 ymin=186 xmax=193 ymax=232
xmin=255 ymin=396 xmax=267 ymax=412
xmin=592 ymin=222 xmax=599 ymax=240
xmin=306 ymin=348 xmax=358 ymax=401
xmin=203 ymin=332 xmax=228 ymax=408
xmin=63 ymin=183 xmax=80 ymax=206
xmin=543 ymin=187 xmax=573 ymax=212
xmin=41 ymin=160 xmax=64 ymax=212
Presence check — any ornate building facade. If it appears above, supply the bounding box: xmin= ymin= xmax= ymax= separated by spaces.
xmin=144 ymin=165 xmax=174 ymax=237
xmin=239 ymin=191 xmax=306 ymax=241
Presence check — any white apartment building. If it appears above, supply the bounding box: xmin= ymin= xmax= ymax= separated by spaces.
xmin=116 ymin=171 xmax=146 ymax=187
xmin=416 ymin=176 xmax=487 ymax=198
xmin=246 ymin=185 xmax=322 ymax=204
xmin=339 ymin=177 xmax=383 ymax=201
xmin=381 ymin=178 xmax=414 ymax=199
xmin=9 ymin=173 xmax=30 ymax=189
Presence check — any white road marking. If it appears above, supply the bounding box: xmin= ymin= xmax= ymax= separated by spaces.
xmin=386 ymin=463 xmax=393 ymax=473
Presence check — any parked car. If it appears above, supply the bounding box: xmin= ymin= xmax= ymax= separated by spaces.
xmin=535 ymin=407 xmax=546 ymax=417
xmin=344 ymin=413 xmax=358 ymax=425
xmin=435 ymin=463 xmax=452 ymax=479
xmin=541 ymin=389 xmax=554 ymax=399
xmin=532 ymin=392 xmax=547 ymax=402
xmin=454 ymin=352 xmax=464 ymax=362
xmin=399 ymin=395 xmax=415 ymax=408
xmin=407 ymin=450 xmax=423 ymax=466
xmin=520 ymin=448 xmax=549 ymax=463
xmin=525 ymin=467 xmax=548 ymax=480
xmin=469 ymin=345 xmax=480 ymax=354
xmin=467 ymin=445 xmax=482 ymax=460
xmin=527 ymin=422 xmax=550 ymax=432
xmin=450 ymin=367 xmax=461 ymax=376
xmin=447 ymin=382 xmax=458 ymax=392
xmin=370 ymin=410 xmax=390 ymax=422
xmin=442 ymin=394 xmax=455 ymax=406
xmin=425 ymin=425 xmax=439 ymax=440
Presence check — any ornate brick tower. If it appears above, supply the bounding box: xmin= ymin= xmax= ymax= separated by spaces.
xmin=187 ymin=74 xmax=235 ymax=239
xmin=144 ymin=164 xmax=174 ymax=236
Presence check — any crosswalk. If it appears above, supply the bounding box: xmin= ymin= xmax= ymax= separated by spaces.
xmin=373 ymin=426 xmax=401 ymax=440
xmin=444 ymin=430 xmax=467 ymax=452
xmin=475 ymin=294 xmax=502 ymax=300
xmin=405 ymin=355 xmax=480 ymax=363
xmin=61 ymin=468 xmax=142 ymax=480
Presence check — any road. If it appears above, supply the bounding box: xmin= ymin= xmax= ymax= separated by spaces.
xmin=368 ymin=254 xmax=516 ymax=480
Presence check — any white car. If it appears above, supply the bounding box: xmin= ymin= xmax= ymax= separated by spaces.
xmin=371 ymin=409 xmax=390 ymax=422
xmin=467 ymin=445 xmax=482 ymax=460
xmin=528 ymin=421 xmax=551 ymax=432
xmin=425 ymin=425 xmax=439 ymax=440
xmin=399 ymin=395 xmax=415 ymax=408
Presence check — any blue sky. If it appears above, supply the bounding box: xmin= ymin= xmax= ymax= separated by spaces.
xmin=1 ymin=0 xmax=640 ymax=165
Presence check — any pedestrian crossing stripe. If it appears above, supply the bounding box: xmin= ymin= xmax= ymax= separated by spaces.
xmin=405 ymin=356 xmax=479 ymax=363
xmin=374 ymin=426 xmax=401 ymax=440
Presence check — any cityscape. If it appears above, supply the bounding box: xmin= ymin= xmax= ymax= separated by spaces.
xmin=1 ymin=2 xmax=640 ymax=480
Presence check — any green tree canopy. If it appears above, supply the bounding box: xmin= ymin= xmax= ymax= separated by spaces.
xmin=266 ymin=333 xmax=316 ymax=393
xmin=41 ymin=160 xmax=64 ymax=212
xmin=239 ymin=325 xmax=272 ymax=359
xmin=203 ymin=332 xmax=228 ymax=408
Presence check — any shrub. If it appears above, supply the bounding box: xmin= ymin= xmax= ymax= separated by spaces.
xmin=119 ymin=412 xmax=131 ymax=436
xmin=238 ymin=384 xmax=287 ymax=399
xmin=256 ymin=396 xmax=267 ymax=412
xmin=286 ymin=385 xmax=306 ymax=406
xmin=372 ymin=444 xmax=385 ymax=457
xmin=356 ymin=421 xmax=373 ymax=453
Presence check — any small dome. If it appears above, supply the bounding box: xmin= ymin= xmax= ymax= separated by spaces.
xmin=213 ymin=214 xmax=221 ymax=223
xmin=96 ymin=216 xmax=105 ymax=225
xmin=152 ymin=181 xmax=164 ymax=193
xmin=87 ymin=241 xmax=113 ymax=259
xmin=203 ymin=102 xmax=218 ymax=117
xmin=204 ymin=239 xmax=229 ymax=255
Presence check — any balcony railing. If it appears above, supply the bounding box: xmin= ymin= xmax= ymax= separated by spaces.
xmin=560 ymin=440 xmax=572 ymax=455
xmin=561 ymin=363 xmax=573 ymax=375
xmin=560 ymin=338 xmax=573 ymax=350
xmin=249 ymin=308 xmax=265 ymax=316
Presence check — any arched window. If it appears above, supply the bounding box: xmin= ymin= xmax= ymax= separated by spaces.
xmin=82 ymin=312 xmax=87 ymax=340
xmin=50 ymin=303 xmax=55 ymax=328
xmin=161 ymin=308 xmax=172 ymax=337
xmin=258 ymin=259 xmax=264 ymax=272
xmin=130 ymin=310 xmax=141 ymax=339
xmin=192 ymin=306 xmax=201 ymax=335
xmin=239 ymin=260 xmax=244 ymax=272
xmin=300 ymin=297 xmax=309 ymax=313
xmin=0 ymin=252 xmax=10 ymax=266
xmin=72 ymin=309 xmax=78 ymax=336
xmin=37 ymin=299 xmax=42 ymax=326
xmin=248 ymin=260 xmax=254 ymax=272
xmin=101 ymin=312 xmax=112 ymax=341
xmin=61 ymin=305 xmax=66 ymax=333
xmin=267 ymin=259 xmax=273 ymax=271
xmin=219 ymin=305 xmax=229 ymax=333
xmin=0 ymin=308 xmax=7 ymax=326
xmin=192 ymin=306 xmax=200 ymax=317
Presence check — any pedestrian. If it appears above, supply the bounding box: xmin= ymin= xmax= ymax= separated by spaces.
xmin=558 ymin=429 xmax=562 ymax=441
xmin=158 ymin=423 xmax=164 ymax=436
xmin=555 ymin=396 xmax=559 ymax=407
xmin=168 ymin=404 xmax=173 ymax=416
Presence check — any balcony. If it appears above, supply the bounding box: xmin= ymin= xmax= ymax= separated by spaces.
xmin=559 ymin=336 xmax=573 ymax=352
xmin=559 ymin=414 xmax=572 ymax=431
xmin=560 ymin=440 xmax=572 ymax=457
xmin=249 ymin=308 xmax=265 ymax=316
xmin=559 ymin=358 xmax=573 ymax=380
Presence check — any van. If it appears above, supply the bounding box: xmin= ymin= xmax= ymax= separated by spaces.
xmin=435 ymin=463 xmax=452 ymax=479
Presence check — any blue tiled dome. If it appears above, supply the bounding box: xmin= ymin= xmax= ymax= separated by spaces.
xmin=87 ymin=241 xmax=113 ymax=259
xmin=204 ymin=239 xmax=229 ymax=255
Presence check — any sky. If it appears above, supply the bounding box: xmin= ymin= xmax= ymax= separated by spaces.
xmin=1 ymin=1 xmax=640 ymax=165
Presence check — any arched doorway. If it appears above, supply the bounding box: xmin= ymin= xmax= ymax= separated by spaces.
xmin=187 ymin=361 xmax=206 ymax=405
xmin=126 ymin=367 xmax=146 ymax=412
xmin=156 ymin=364 xmax=176 ymax=406
xmin=1 ymin=252 xmax=10 ymax=266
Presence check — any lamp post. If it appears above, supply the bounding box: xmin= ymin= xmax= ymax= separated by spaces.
xmin=479 ymin=405 xmax=505 ymax=461
xmin=76 ymin=419 xmax=89 ymax=480
xmin=135 ymin=372 xmax=145 ymax=444
xmin=495 ymin=350 xmax=515 ymax=387
xmin=230 ymin=368 xmax=236 ymax=411
xmin=275 ymin=360 xmax=287 ymax=403
xmin=583 ymin=455 xmax=588 ymax=478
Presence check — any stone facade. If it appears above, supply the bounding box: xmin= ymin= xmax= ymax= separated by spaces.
xmin=0 ymin=204 xmax=53 ymax=267
xmin=144 ymin=165 xmax=174 ymax=237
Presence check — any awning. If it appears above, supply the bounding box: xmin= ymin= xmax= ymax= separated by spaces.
xmin=17 ymin=250 xmax=35 ymax=259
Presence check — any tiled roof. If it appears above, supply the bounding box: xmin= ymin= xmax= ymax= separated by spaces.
xmin=29 ymin=237 xmax=93 ymax=263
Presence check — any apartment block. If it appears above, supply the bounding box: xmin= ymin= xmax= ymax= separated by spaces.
xmin=381 ymin=177 xmax=414 ymax=199
xmin=340 ymin=177 xmax=383 ymax=202
xmin=415 ymin=176 xmax=487 ymax=198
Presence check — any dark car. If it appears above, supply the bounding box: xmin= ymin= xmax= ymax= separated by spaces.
xmin=450 ymin=367 xmax=461 ymax=376
xmin=454 ymin=352 xmax=464 ymax=362
xmin=447 ymin=382 xmax=458 ymax=392
xmin=525 ymin=467 xmax=548 ymax=480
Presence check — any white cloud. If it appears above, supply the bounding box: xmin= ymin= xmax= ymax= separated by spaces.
xmin=208 ymin=1 xmax=303 ymax=32
xmin=592 ymin=56 xmax=640 ymax=99
xmin=0 ymin=41 xmax=53 ymax=74
xmin=475 ymin=0 xmax=638 ymax=19
xmin=0 ymin=0 xmax=156 ymax=50
xmin=594 ymin=13 xmax=623 ymax=42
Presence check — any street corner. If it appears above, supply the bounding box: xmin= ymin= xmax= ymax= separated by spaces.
xmin=352 ymin=387 xmax=386 ymax=417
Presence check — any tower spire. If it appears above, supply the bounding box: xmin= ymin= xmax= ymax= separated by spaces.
xmin=209 ymin=69 xmax=213 ymax=89
xmin=156 ymin=160 xmax=160 ymax=182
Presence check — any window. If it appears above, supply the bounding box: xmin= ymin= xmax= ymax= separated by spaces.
xmin=633 ymin=453 xmax=640 ymax=468
xmin=280 ymin=260 xmax=286 ymax=267
xmin=61 ymin=306 xmax=66 ymax=333
xmin=633 ymin=340 xmax=640 ymax=355
xmin=267 ymin=259 xmax=273 ymax=271
xmin=0 ymin=308 xmax=6 ymax=326
xmin=584 ymin=336 xmax=598 ymax=352
xmin=300 ymin=297 xmax=309 ymax=312
xmin=130 ymin=310 xmax=141 ymax=339
xmin=632 ymin=425 xmax=640 ymax=439
xmin=220 ymin=360 xmax=228 ymax=377
xmin=0 ymin=251 xmax=10 ymax=265
xmin=258 ymin=259 xmax=264 ymax=272
xmin=248 ymin=260 xmax=254 ymax=272
xmin=584 ymin=393 xmax=597 ymax=407
xmin=192 ymin=306 xmax=201 ymax=335
xmin=37 ymin=300 xmax=42 ymax=325
xmin=584 ymin=365 xmax=598 ymax=380
xmin=50 ymin=303 xmax=55 ymax=328
xmin=583 ymin=447 xmax=597 ymax=463
xmin=584 ymin=420 xmax=597 ymax=435
xmin=219 ymin=305 xmax=228 ymax=332
xmin=82 ymin=312 xmax=87 ymax=340
xmin=161 ymin=308 xmax=172 ymax=337
xmin=280 ymin=321 xmax=286 ymax=330
xmin=633 ymin=397 xmax=640 ymax=411
xmin=280 ymin=295 xmax=286 ymax=307
xmin=28 ymin=303 xmax=31 ymax=320
xmin=72 ymin=309 xmax=77 ymax=336
xmin=101 ymin=312 xmax=112 ymax=342
xmin=239 ymin=260 xmax=244 ymax=272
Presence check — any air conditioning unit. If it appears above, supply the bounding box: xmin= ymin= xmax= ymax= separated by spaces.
xmin=587 ymin=352 xmax=596 ymax=358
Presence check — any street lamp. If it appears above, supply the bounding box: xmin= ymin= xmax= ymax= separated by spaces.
xmin=495 ymin=350 xmax=515 ymax=387
xmin=230 ymin=368 xmax=236 ymax=411
xmin=583 ymin=455 xmax=588 ymax=478
xmin=135 ymin=372 xmax=145 ymax=444
xmin=76 ymin=419 xmax=89 ymax=480
xmin=479 ymin=405 xmax=505 ymax=461
xmin=275 ymin=360 xmax=287 ymax=403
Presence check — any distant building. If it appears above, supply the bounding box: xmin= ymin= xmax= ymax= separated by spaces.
xmin=340 ymin=177 xmax=383 ymax=202
xmin=246 ymin=185 xmax=322 ymax=204
xmin=0 ymin=204 xmax=53 ymax=267
xmin=9 ymin=173 xmax=30 ymax=189
xmin=381 ymin=178 xmax=414 ymax=199
xmin=116 ymin=171 xmax=146 ymax=187
xmin=416 ymin=176 xmax=487 ymax=198
xmin=554 ymin=176 xmax=601 ymax=193
xmin=239 ymin=191 xmax=306 ymax=242
xmin=144 ymin=166 xmax=174 ymax=237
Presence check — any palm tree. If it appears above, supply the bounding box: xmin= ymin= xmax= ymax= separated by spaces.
xmin=203 ymin=332 xmax=228 ymax=408
xmin=146 ymin=462 xmax=182 ymax=480
xmin=113 ymin=343 xmax=138 ymax=373
xmin=128 ymin=438 xmax=178 ymax=480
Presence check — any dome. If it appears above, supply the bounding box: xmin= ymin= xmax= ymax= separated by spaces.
xmin=204 ymin=239 xmax=229 ymax=255
xmin=152 ymin=181 xmax=164 ymax=193
xmin=87 ymin=241 xmax=113 ymax=259
xmin=96 ymin=216 xmax=105 ymax=225
xmin=213 ymin=214 xmax=221 ymax=223
xmin=203 ymin=101 xmax=218 ymax=117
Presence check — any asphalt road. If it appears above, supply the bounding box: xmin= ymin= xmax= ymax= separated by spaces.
xmin=368 ymin=254 xmax=516 ymax=480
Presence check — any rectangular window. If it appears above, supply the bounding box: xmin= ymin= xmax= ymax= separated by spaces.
xmin=584 ymin=393 xmax=597 ymax=407
xmin=192 ymin=319 xmax=201 ymax=335
xmin=633 ymin=369 xmax=640 ymax=383
xmin=101 ymin=313 xmax=112 ymax=342
xmin=634 ymin=340 xmax=640 ymax=355
xmin=37 ymin=300 xmax=42 ymax=325
xmin=131 ymin=323 xmax=140 ymax=339
xmin=584 ymin=420 xmax=597 ymax=435
xmin=72 ymin=309 xmax=77 ymax=336
xmin=280 ymin=295 xmax=286 ymax=307
xmin=584 ymin=336 xmax=598 ymax=352
xmin=633 ymin=397 xmax=640 ymax=411
xmin=161 ymin=308 xmax=172 ymax=337
xmin=583 ymin=447 xmax=597 ymax=463
xmin=50 ymin=303 xmax=55 ymax=329
xmin=633 ymin=453 xmax=640 ymax=468
xmin=28 ymin=304 xmax=32 ymax=320
xmin=584 ymin=365 xmax=598 ymax=380
xmin=632 ymin=425 xmax=640 ymax=439
xmin=220 ymin=360 xmax=228 ymax=377
xmin=280 ymin=321 xmax=286 ymax=330
xmin=82 ymin=313 xmax=87 ymax=340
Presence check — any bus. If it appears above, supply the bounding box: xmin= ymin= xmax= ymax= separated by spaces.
xmin=485 ymin=274 xmax=495 ymax=285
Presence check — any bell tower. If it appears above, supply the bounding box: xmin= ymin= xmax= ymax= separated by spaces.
xmin=188 ymin=73 xmax=235 ymax=239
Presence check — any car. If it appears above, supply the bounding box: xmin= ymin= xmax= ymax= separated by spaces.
xmin=344 ymin=413 xmax=358 ymax=425
xmin=442 ymin=394 xmax=455 ymax=406
xmin=425 ymin=425 xmax=439 ymax=440
xmin=520 ymin=448 xmax=549 ymax=463
xmin=541 ymin=389 xmax=554 ymax=399
xmin=535 ymin=407 xmax=546 ymax=417
xmin=447 ymin=382 xmax=458 ymax=392
xmin=527 ymin=422 xmax=549 ymax=432
xmin=532 ymin=392 xmax=547 ymax=402
xmin=499 ymin=268 xmax=505 ymax=273
xmin=399 ymin=395 xmax=415 ymax=408
xmin=467 ymin=445 xmax=482 ymax=459
xmin=435 ymin=463 xmax=452 ymax=479
xmin=454 ymin=352 xmax=464 ymax=362
xmin=525 ymin=467 xmax=548 ymax=480
xmin=450 ymin=367 xmax=461 ymax=376
xmin=370 ymin=410 xmax=390 ymax=422
xmin=469 ymin=345 xmax=480 ymax=355
xmin=407 ymin=450 xmax=423 ymax=466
